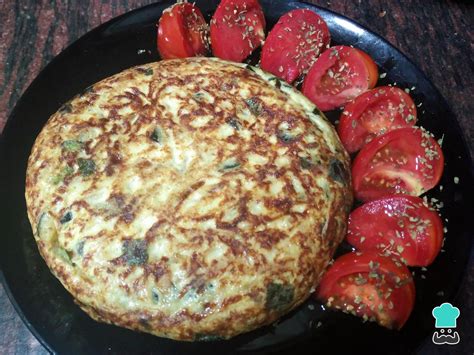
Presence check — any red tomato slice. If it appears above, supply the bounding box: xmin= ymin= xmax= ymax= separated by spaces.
xmin=210 ymin=0 xmax=265 ymax=62
xmin=316 ymin=251 xmax=415 ymax=329
xmin=260 ymin=9 xmax=330 ymax=83
xmin=157 ymin=3 xmax=209 ymax=59
xmin=352 ymin=127 xmax=444 ymax=202
xmin=302 ymin=46 xmax=378 ymax=111
xmin=356 ymin=49 xmax=379 ymax=89
xmin=347 ymin=195 xmax=444 ymax=266
xmin=338 ymin=86 xmax=417 ymax=153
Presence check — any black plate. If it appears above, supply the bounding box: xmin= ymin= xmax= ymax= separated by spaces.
xmin=1 ymin=1 xmax=472 ymax=354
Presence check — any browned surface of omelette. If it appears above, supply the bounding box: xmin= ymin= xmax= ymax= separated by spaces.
xmin=25 ymin=57 xmax=352 ymax=341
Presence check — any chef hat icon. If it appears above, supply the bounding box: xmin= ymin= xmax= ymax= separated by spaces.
xmin=432 ymin=303 xmax=460 ymax=328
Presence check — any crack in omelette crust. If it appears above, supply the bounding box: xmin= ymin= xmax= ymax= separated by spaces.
xmin=25 ymin=57 xmax=352 ymax=340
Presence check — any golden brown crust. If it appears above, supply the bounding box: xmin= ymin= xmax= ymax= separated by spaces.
xmin=25 ymin=57 xmax=352 ymax=340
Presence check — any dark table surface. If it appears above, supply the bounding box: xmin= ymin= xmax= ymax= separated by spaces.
xmin=0 ymin=1 xmax=472 ymax=354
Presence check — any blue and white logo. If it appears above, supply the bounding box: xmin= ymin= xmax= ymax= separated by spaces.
xmin=431 ymin=302 xmax=460 ymax=345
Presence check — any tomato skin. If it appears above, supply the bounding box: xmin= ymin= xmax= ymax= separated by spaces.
xmin=210 ymin=0 xmax=266 ymax=62
xmin=157 ymin=3 xmax=209 ymax=59
xmin=338 ymin=86 xmax=417 ymax=153
xmin=347 ymin=195 xmax=444 ymax=266
xmin=355 ymin=49 xmax=378 ymax=89
xmin=302 ymin=46 xmax=378 ymax=111
xmin=260 ymin=9 xmax=330 ymax=83
xmin=352 ymin=127 xmax=444 ymax=202
xmin=316 ymin=251 xmax=415 ymax=329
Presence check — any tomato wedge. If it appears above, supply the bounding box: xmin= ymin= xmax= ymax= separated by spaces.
xmin=316 ymin=251 xmax=415 ymax=329
xmin=157 ymin=2 xmax=209 ymax=59
xmin=210 ymin=0 xmax=265 ymax=62
xmin=302 ymin=46 xmax=378 ymax=111
xmin=338 ymin=86 xmax=417 ymax=153
xmin=356 ymin=49 xmax=379 ymax=89
xmin=260 ymin=9 xmax=330 ymax=83
xmin=352 ymin=127 xmax=444 ymax=202
xmin=347 ymin=195 xmax=444 ymax=266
